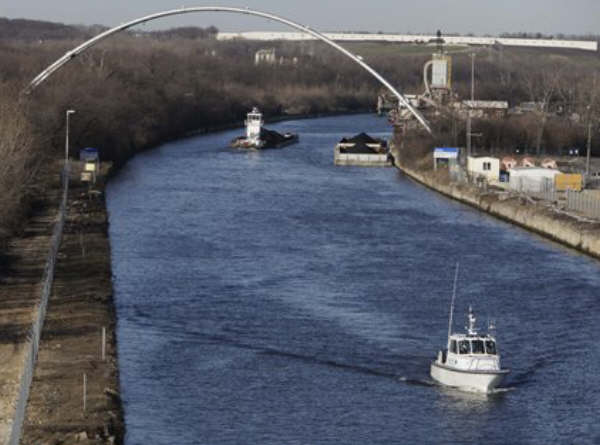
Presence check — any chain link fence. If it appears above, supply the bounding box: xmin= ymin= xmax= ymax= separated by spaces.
xmin=455 ymin=168 xmax=600 ymax=220
xmin=5 ymin=166 xmax=69 ymax=445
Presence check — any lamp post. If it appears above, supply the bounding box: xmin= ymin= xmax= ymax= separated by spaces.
xmin=65 ymin=109 xmax=76 ymax=166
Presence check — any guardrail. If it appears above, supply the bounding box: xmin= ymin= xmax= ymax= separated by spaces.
xmin=5 ymin=166 xmax=69 ymax=445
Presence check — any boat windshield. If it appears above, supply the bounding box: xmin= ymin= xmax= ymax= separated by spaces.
xmin=458 ymin=340 xmax=470 ymax=354
xmin=471 ymin=339 xmax=485 ymax=354
xmin=450 ymin=340 xmax=457 ymax=354
xmin=485 ymin=340 xmax=497 ymax=355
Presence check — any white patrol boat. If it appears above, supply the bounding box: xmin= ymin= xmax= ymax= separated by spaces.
xmin=430 ymin=265 xmax=510 ymax=393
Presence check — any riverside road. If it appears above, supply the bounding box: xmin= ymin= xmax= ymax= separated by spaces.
xmin=107 ymin=114 xmax=600 ymax=445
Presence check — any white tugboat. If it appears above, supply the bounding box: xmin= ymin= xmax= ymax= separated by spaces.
xmin=230 ymin=107 xmax=298 ymax=149
xmin=430 ymin=266 xmax=510 ymax=393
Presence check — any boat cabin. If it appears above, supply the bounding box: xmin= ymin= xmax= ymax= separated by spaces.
xmin=449 ymin=335 xmax=497 ymax=356
xmin=439 ymin=307 xmax=502 ymax=372
xmin=245 ymin=107 xmax=264 ymax=144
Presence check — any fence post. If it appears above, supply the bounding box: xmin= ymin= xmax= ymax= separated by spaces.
xmin=83 ymin=373 xmax=87 ymax=413
xmin=101 ymin=326 xmax=106 ymax=361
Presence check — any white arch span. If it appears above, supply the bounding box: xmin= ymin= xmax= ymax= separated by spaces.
xmin=25 ymin=6 xmax=431 ymax=133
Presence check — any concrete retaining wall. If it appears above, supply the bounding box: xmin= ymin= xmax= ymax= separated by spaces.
xmin=395 ymin=161 xmax=600 ymax=260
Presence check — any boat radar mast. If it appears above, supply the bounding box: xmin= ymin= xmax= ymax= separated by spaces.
xmin=447 ymin=262 xmax=459 ymax=347
xmin=467 ymin=306 xmax=478 ymax=336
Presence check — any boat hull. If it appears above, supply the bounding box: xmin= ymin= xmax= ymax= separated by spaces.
xmin=230 ymin=134 xmax=299 ymax=149
xmin=430 ymin=361 xmax=509 ymax=393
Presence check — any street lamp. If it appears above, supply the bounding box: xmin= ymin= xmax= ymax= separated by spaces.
xmin=65 ymin=109 xmax=76 ymax=165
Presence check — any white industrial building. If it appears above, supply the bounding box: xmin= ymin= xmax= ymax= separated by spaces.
xmin=255 ymin=48 xmax=276 ymax=65
xmin=218 ymin=32 xmax=598 ymax=52
xmin=508 ymin=167 xmax=561 ymax=193
xmin=467 ymin=156 xmax=500 ymax=182
xmin=460 ymin=100 xmax=509 ymax=119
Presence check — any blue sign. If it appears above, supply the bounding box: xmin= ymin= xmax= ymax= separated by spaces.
xmin=434 ymin=147 xmax=459 ymax=159
xmin=80 ymin=147 xmax=99 ymax=161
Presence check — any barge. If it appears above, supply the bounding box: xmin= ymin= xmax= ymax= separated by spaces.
xmin=230 ymin=107 xmax=299 ymax=149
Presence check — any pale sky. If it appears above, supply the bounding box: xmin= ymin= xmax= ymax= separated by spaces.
xmin=2 ymin=0 xmax=599 ymax=35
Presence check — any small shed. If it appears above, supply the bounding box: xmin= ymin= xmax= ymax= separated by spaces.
xmin=467 ymin=156 xmax=500 ymax=182
xmin=508 ymin=167 xmax=560 ymax=193
xmin=433 ymin=147 xmax=459 ymax=171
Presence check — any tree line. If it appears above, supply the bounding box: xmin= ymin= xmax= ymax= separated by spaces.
xmin=1 ymin=19 xmax=599 ymax=244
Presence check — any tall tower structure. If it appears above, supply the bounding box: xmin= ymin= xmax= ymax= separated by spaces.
xmin=424 ymin=31 xmax=452 ymax=105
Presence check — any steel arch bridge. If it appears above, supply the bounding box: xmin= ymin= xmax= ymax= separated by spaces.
xmin=25 ymin=6 xmax=431 ymax=133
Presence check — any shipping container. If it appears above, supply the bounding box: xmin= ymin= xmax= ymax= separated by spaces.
xmin=555 ymin=174 xmax=583 ymax=192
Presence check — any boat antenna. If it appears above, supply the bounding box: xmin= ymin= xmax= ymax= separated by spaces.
xmin=447 ymin=262 xmax=459 ymax=347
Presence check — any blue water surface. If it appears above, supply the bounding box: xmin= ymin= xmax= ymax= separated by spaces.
xmin=107 ymin=114 xmax=600 ymax=445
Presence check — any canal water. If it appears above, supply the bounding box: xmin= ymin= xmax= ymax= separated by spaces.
xmin=107 ymin=114 xmax=600 ymax=445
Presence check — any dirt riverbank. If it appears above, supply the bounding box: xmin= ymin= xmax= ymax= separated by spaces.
xmin=0 ymin=162 xmax=124 ymax=445
xmin=0 ymin=166 xmax=62 ymax=444
xmin=20 ymin=164 xmax=124 ymax=445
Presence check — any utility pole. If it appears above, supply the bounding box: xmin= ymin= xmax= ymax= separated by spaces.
xmin=586 ymin=105 xmax=592 ymax=179
xmin=467 ymin=53 xmax=475 ymax=158
xmin=470 ymin=53 xmax=476 ymax=102
xmin=466 ymin=114 xmax=472 ymax=158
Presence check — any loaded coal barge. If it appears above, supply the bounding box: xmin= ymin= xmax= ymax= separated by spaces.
xmin=230 ymin=107 xmax=299 ymax=149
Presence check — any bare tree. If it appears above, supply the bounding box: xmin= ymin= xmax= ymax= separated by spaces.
xmin=0 ymin=89 xmax=37 ymax=242
xmin=521 ymin=62 xmax=563 ymax=156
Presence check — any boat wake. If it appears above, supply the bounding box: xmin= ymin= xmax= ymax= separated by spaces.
xmin=489 ymin=386 xmax=516 ymax=394
xmin=398 ymin=376 xmax=437 ymax=387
